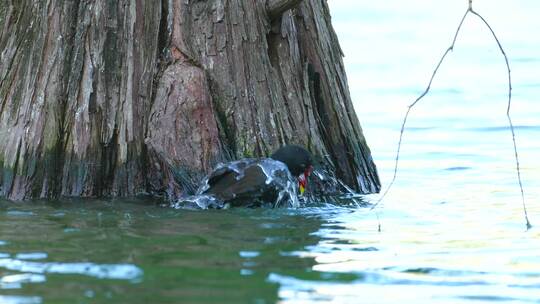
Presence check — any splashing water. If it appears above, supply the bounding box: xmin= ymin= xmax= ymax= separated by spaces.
xmin=171 ymin=159 xmax=372 ymax=210
xmin=172 ymin=158 xmax=301 ymax=209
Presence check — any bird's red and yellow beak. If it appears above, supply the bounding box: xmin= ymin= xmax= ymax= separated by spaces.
xmin=298 ymin=166 xmax=313 ymax=195
xmin=299 ymin=176 xmax=306 ymax=195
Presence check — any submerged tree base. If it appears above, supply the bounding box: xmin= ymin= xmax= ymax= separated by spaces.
xmin=0 ymin=0 xmax=380 ymax=201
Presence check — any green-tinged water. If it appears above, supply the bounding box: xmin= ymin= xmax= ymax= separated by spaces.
xmin=2 ymin=0 xmax=540 ymax=303
xmin=0 ymin=200 xmax=356 ymax=303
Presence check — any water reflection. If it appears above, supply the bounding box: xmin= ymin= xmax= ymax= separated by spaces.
xmin=0 ymin=295 xmax=41 ymax=304
xmin=1 ymin=273 xmax=46 ymax=289
xmin=0 ymin=259 xmax=142 ymax=281
xmin=271 ymin=206 xmax=540 ymax=303
xmin=13 ymin=253 xmax=47 ymax=260
xmin=269 ymin=272 xmax=540 ymax=304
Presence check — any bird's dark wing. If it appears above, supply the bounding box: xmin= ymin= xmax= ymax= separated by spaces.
xmin=204 ymin=165 xmax=273 ymax=205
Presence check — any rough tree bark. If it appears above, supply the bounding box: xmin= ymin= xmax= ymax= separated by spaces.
xmin=0 ymin=0 xmax=380 ymax=201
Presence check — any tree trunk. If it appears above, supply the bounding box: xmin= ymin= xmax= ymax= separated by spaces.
xmin=0 ymin=0 xmax=380 ymax=201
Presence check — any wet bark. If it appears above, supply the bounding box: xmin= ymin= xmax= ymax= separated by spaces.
xmin=0 ymin=0 xmax=380 ymax=201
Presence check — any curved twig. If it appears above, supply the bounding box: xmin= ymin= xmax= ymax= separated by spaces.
xmin=469 ymin=9 xmax=531 ymax=230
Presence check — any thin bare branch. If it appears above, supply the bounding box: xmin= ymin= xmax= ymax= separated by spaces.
xmin=470 ymin=10 xmax=531 ymax=230
xmin=371 ymin=9 xmax=470 ymax=211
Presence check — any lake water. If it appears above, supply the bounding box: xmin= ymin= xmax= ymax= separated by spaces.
xmin=1 ymin=1 xmax=539 ymax=303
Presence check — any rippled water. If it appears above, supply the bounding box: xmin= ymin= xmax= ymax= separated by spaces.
xmin=1 ymin=1 xmax=540 ymax=303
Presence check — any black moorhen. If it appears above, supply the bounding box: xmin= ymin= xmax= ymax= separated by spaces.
xmin=197 ymin=145 xmax=313 ymax=208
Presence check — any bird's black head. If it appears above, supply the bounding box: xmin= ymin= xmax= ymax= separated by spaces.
xmin=270 ymin=145 xmax=313 ymax=177
xmin=271 ymin=145 xmax=313 ymax=195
